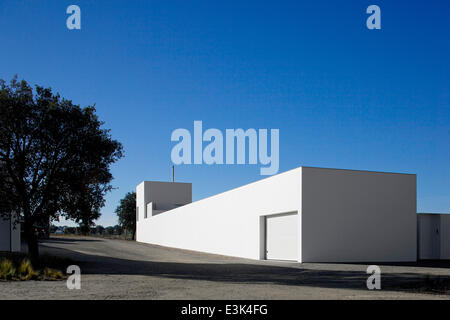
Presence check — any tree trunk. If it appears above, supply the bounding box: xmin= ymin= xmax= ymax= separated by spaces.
xmin=24 ymin=220 xmax=39 ymax=260
xmin=28 ymin=236 xmax=39 ymax=261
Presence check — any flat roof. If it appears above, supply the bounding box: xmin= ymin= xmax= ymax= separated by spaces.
xmin=301 ymin=166 xmax=416 ymax=176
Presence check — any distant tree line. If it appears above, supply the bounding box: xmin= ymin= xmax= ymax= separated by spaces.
xmin=50 ymin=190 xmax=137 ymax=239
xmin=51 ymin=224 xmax=131 ymax=238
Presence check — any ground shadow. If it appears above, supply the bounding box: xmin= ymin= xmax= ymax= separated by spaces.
xmin=40 ymin=237 xmax=102 ymax=243
xmin=319 ymin=260 xmax=450 ymax=269
xmin=38 ymin=241 xmax=450 ymax=295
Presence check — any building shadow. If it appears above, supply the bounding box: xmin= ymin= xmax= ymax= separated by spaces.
xmin=38 ymin=242 xmax=450 ymax=295
xmin=45 ymin=237 xmax=102 ymax=243
xmin=315 ymin=260 xmax=450 ymax=269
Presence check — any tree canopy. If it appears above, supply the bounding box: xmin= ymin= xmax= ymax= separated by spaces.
xmin=115 ymin=191 xmax=136 ymax=240
xmin=0 ymin=77 xmax=123 ymax=258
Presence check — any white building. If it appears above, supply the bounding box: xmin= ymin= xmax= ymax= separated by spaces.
xmin=418 ymin=213 xmax=450 ymax=260
xmin=137 ymin=166 xmax=438 ymax=262
xmin=0 ymin=215 xmax=21 ymax=252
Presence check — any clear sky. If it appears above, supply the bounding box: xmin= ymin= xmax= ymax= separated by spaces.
xmin=1 ymin=1 xmax=449 ymax=226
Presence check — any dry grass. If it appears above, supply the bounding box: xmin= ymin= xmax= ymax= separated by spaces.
xmin=42 ymin=267 xmax=63 ymax=280
xmin=0 ymin=259 xmax=16 ymax=280
xmin=0 ymin=252 xmax=72 ymax=281
xmin=17 ymin=259 xmax=39 ymax=280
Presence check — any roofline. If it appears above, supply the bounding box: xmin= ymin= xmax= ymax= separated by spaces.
xmin=137 ymin=166 xmax=416 ymax=192
xmin=138 ymin=180 xmax=192 ymax=185
xmin=301 ymin=166 xmax=416 ymax=176
xmin=418 ymin=212 xmax=450 ymax=215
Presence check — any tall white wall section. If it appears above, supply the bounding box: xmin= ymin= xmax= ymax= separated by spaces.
xmin=137 ymin=168 xmax=302 ymax=261
xmin=301 ymin=167 xmax=417 ymax=262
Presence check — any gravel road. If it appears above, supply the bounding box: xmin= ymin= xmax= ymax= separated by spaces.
xmin=1 ymin=236 xmax=449 ymax=299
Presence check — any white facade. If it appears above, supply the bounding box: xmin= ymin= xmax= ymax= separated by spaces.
xmin=301 ymin=167 xmax=417 ymax=262
xmin=418 ymin=213 xmax=450 ymax=260
xmin=0 ymin=215 xmax=21 ymax=252
xmin=136 ymin=181 xmax=192 ymax=222
xmin=137 ymin=169 xmax=300 ymax=260
xmin=137 ymin=167 xmax=419 ymax=263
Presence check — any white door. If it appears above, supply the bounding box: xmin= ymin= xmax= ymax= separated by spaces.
xmin=266 ymin=213 xmax=298 ymax=261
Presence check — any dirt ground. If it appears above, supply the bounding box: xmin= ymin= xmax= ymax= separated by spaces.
xmin=1 ymin=236 xmax=449 ymax=299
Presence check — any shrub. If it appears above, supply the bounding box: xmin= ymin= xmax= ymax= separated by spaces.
xmin=17 ymin=259 xmax=39 ymax=280
xmin=0 ymin=253 xmax=68 ymax=281
xmin=42 ymin=267 xmax=63 ymax=280
xmin=0 ymin=259 xmax=16 ymax=280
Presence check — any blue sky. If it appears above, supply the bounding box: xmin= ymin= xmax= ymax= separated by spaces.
xmin=1 ymin=1 xmax=449 ymax=226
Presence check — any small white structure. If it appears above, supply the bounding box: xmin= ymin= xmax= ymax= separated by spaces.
xmin=137 ymin=167 xmax=419 ymax=263
xmin=136 ymin=181 xmax=192 ymax=220
xmin=418 ymin=213 xmax=450 ymax=260
xmin=0 ymin=215 xmax=21 ymax=252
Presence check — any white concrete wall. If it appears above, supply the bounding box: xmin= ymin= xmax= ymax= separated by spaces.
xmin=137 ymin=168 xmax=302 ymax=260
xmin=11 ymin=219 xmax=20 ymax=252
xmin=137 ymin=166 xmax=419 ymax=263
xmin=136 ymin=181 xmax=192 ymax=220
xmin=0 ymin=217 xmax=11 ymax=251
xmin=0 ymin=215 xmax=20 ymax=252
xmin=301 ymin=167 xmax=417 ymax=262
xmin=418 ymin=214 xmax=440 ymax=259
xmin=440 ymin=214 xmax=450 ymax=259
xmin=136 ymin=183 xmax=145 ymax=224
xmin=418 ymin=213 xmax=450 ymax=260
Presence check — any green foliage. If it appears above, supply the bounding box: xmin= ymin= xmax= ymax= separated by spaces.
xmin=64 ymin=227 xmax=77 ymax=234
xmin=0 ymin=259 xmax=16 ymax=280
xmin=0 ymin=76 xmax=123 ymax=258
xmin=93 ymin=225 xmax=104 ymax=235
xmin=104 ymin=226 xmax=115 ymax=236
xmin=113 ymin=225 xmax=123 ymax=235
xmin=17 ymin=259 xmax=39 ymax=280
xmin=96 ymin=225 xmax=105 ymax=234
xmin=115 ymin=192 xmax=137 ymax=239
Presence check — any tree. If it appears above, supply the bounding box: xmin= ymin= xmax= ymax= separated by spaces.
xmin=104 ymin=226 xmax=114 ymax=236
xmin=0 ymin=77 xmax=123 ymax=259
xmin=95 ymin=225 xmax=104 ymax=235
xmin=113 ymin=224 xmax=123 ymax=235
xmin=64 ymin=227 xmax=76 ymax=235
xmin=115 ymin=192 xmax=136 ymax=240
